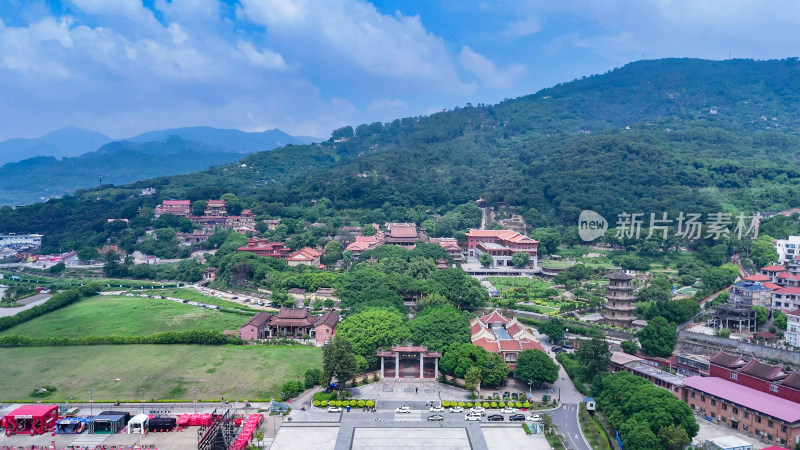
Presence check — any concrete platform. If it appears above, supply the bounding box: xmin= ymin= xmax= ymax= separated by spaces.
xmin=352 ymin=427 xmax=471 ymax=449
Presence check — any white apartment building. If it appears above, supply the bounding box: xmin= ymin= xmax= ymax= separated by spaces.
xmin=786 ymin=310 xmax=800 ymax=348
xmin=0 ymin=233 xmax=43 ymax=249
xmin=775 ymin=236 xmax=800 ymax=264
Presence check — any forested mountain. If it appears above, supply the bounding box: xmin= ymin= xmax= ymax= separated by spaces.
xmin=3 ymin=58 xmax=800 ymax=253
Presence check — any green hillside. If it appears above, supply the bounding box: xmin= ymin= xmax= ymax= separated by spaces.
xmin=3 ymin=58 xmax=800 ymax=253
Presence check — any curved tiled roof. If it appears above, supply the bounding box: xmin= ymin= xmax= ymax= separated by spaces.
xmin=608 ymin=270 xmax=634 ymax=280
xmin=740 ymin=359 xmax=788 ymax=381
xmin=708 ymin=350 xmax=746 ymax=368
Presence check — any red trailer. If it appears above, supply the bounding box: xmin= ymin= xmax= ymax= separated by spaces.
xmin=4 ymin=405 xmax=59 ymax=436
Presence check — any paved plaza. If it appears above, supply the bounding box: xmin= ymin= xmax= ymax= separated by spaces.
xmin=351 ymin=427 xmax=471 ymax=449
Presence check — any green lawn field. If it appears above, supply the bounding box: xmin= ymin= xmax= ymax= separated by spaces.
xmin=0 ymin=344 xmax=322 ymax=401
xmin=0 ymin=295 xmax=248 ymax=338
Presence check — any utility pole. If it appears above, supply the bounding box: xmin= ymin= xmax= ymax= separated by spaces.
xmin=140 ymin=387 xmax=146 ymax=414
xmin=192 ymin=387 xmax=199 ymax=413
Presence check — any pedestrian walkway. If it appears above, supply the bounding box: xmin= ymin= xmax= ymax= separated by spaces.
xmin=70 ymin=434 xmax=108 ymax=447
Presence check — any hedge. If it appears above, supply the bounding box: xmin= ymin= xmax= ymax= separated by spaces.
xmin=314 ymin=399 xmax=375 ymax=409
xmin=0 ymin=330 xmax=238 ymax=347
xmin=443 ymin=401 xmax=530 ymax=409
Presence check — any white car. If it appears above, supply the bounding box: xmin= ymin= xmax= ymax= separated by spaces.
xmin=470 ymin=406 xmax=486 ymax=413
xmin=328 ymin=406 xmax=342 ymax=413
xmin=449 ymin=406 xmax=464 ymax=413
xmin=395 ymin=406 xmax=412 ymax=414
xmin=527 ymin=414 xmax=542 ymax=422
xmin=429 ymin=405 xmax=444 ymax=412
xmin=499 ymin=407 xmax=517 ymax=414
xmin=464 ymin=412 xmax=482 ymax=421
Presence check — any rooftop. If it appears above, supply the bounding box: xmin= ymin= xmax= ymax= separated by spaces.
xmin=762 ymin=265 xmax=788 ymax=272
xmin=625 ymin=362 xmax=684 ymax=386
xmin=683 ymin=376 xmax=800 ymax=423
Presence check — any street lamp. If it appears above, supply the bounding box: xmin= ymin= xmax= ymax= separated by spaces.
xmin=140 ymin=387 xmax=146 ymax=414
xmin=192 ymin=387 xmax=199 ymax=413
xmin=89 ymin=388 xmax=94 ymax=414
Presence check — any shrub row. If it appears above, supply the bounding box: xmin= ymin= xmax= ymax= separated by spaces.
xmin=313 ymin=399 xmax=375 ymax=408
xmin=440 ymin=400 xmax=531 ymax=409
xmin=0 ymin=284 xmax=100 ymax=332
xmin=0 ymin=330 xmax=240 ymax=347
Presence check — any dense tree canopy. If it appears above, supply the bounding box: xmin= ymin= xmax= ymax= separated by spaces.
xmin=407 ymin=306 xmax=470 ymax=352
xmin=637 ymin=316 xmax=678 ymax=357
xmin=336 ymin=309 xmax=411 ymax=368
xmin=514 ymin=350 xmax=559 ymax=386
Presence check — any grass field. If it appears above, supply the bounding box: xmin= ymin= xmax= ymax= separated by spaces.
xmin=144 ymin=288 xmax=265 ymax=313
xmin=0 ymin=295 xmax=248 ymax=338
xmin=0 ymin=344 xmax=322 ymax=401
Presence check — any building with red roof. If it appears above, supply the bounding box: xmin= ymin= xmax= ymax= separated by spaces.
xmin=237 ymin=238 xmax=291 ymax=259
xmin=470 ymin=310 xmax=543 ymax=369
xmin=744 ymin=274 xmax=772 ymax=283
xmin=762 ymin=265 xmax=789 ymax=284
xmin=344 ymin=235 xmax=380 ymax=258
xmin=383 ymin=223 xmax=426 ymax=247
xmin=708 ymin=350 xmax=800 ymax=404
xmin=774 ymin=287 xmax=800 ymax=311
xmin=286 ymin=247 xmax=323 ymax=267
xmin=429 ymin=237 xmax=464 ymax=262
xmin=682 ymin=376 xmax=800 ymax=447
xmin=154 ymin=199 xmax=191 ymax=218
xmin=239 ymin=308 xmax=339 ymax=342
xmin=465 ymin=229 xmax=538 ymax=268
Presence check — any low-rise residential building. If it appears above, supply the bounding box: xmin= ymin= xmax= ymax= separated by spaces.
xmin=773 ymin=287 xmax=800 ymax=311
xmin=203 ymin=267 xmax=217 ymax=281
xmin=775 ymin=236 xmax=800 ymax=265
xmin=681 ymin=376 xmax=800 ymax=448
xmin=731 ymin=280 xmax=774 ymax=308
xmin=762 ymin=265 xmax=789 ymax=284
xmin=675 ymin=353 xmax=711 ymax=377
xmin=786 ymin=310 xmax=800 ymax=347
xmin=177 ymin=230 xmax=211 ymax=245
xmin=470 ymin=310 xmax=544 ymax=368
xmin=237 ymin=239 xmax=291 ymax=259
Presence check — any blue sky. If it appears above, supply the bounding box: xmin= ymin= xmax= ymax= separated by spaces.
xmin=1 ymin=0 xmax=798 ymax=141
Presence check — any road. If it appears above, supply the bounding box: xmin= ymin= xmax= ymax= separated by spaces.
xmin=0 ymin=293 xmax=50 ymax=317
xmin=529 ymin=327 xmax=593 ymax=450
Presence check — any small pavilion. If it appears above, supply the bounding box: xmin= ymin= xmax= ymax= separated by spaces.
xmin=377 ymin=345 xmax=442 ymax=381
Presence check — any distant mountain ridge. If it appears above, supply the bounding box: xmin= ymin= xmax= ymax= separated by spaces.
xmin=0 ymin=126 xmax=113 ymax=166
xmin=0 ymin=125 xmax=321 ymax=166
xmin=127 ymin=126 xmax=320 ymax=152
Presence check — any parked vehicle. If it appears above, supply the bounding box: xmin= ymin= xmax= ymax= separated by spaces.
xmin=328 ymin=406 xmax=342 ymax=413
xmin=427 ymin=414 xmax=444 ymax=421
xmin=449 ymin=406 xmax=464 ymax=413
xmin=509 ymin=414 xmax=526 ymax=422
xmin=487 ymin=414 xmax=504 ymax=422
xmin=470 ymin=406 xmax=485 ymax=413
xmin=502 ymin=391 xmax=510 ymax=399
xmin=553 ymin=347 xmax=567 ymax=354
xmin=551 ymin=346 xmax=562 ymax=352
xmin=464 ymin=413 xmax=482 ymax=421
xmin=499 ymin=407 xmax=517 ymax=414
xmin=395 ymin=406 xmax=412 ymax=414
xmin=429 ymin=405 xmax=444 ymax=412
xmin=527 ymin=414 xmax=542 ymax=422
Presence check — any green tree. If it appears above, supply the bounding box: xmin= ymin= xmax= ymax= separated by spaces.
xmin=621 ymin=421 xmax=661 ymax=450
xmin=531 ymin=228 xmax=561 ymax=255
xmin=575 ymin=338 xmax=611 ymax=382
xmin=774 ymin=311 xmax=787 ymax=331
xmin=322 ymin=335 xmax=358 ymax=387
xmin=464 ymin=366 xmax=481 ymax=394
xmin=192 ymin=200 xmax=208 ymax=216
xmin=511 ymin=252 xmax=530 ymax=268
xmin=481 ymin=352 xmax=510 ymax=388
xmin=415 ymin=292 xmax=452 ymax=311
xmin=539 ymin=318 xmax=566 ymax=343
xmin=514 ymin=349 xmax=559 ymax=386
xmin=479 ymin=252 xmax=493 ymax=267
xmin=657 ymin=424 xmax=690 ymax=450
xmin=304 ymin=368 xmax=322 ymax=388
xmin=321 ymin=240 xmax=344 ymax=266
xmin=77 ymin=247 xmax=99 ymax=262
xmin=637 ymin=316 xmax=678 ymax=357
xmin=636 ymin=285 xmax=671 ymax=302
xmin=621 ymin=340 xmax=638 ymax=355
xmin=701 ymin=264 xmax=738 ymax=294
xmin=750 ymin=235 xmax=778 ymax=267
xmin=363 ymin=224 xmax=376 ymax=236
xmin=753 ymin=305 xmax=768 ymax=327
xmin=407 ymin=306 xmax=470 ymax=352
xmin=336 ymin=309 xmax=411 ymax=367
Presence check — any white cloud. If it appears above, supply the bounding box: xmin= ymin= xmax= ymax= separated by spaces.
xmin=236 ymin=40 xmax=287 ymax=69
xmin=505 ymin=17 xmax=541 ymax=37
xmin=238 ymin=0 xmax=470 ymax=92
xmin=458 ymin=46 xmax=525 ymax=89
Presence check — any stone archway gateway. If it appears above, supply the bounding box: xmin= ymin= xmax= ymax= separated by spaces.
xmin=377 ymin=345 xmax=441 ymax=381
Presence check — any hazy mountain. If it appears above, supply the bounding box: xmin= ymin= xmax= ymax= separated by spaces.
xmin=0 ymin=126 xmax=113 ymax=166
xmin=127 ymin=126 xmax=321 ymax=152
xmin=0 ymin=137 xmax=246 ymax=206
